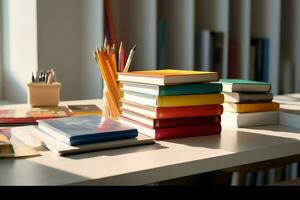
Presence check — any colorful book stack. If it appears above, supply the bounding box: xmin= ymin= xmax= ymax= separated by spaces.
xmin=219 ymin=79 xmax=280 ymax=128
xmin=118 ymin=69 xmax=224 ymax=140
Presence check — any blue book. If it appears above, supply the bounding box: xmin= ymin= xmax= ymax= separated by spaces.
xmin=37 ymin=115 xmax=138 ymax=146
xmin=262 ymin=38 xmax=269 ymax=82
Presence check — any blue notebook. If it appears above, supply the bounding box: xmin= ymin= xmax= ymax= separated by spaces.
xmin=37 ymin=115 xmax=138 ymax=146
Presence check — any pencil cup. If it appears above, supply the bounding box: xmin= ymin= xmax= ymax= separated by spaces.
xmin=27 ymin=82 xmax=61 ymax=107
xmin=102 ymin=83 xmax=121 ymax=120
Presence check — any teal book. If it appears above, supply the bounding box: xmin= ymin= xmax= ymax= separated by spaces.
xmin=121 ymin=82 xmax=222 ymax=96
xmin=219 ymin=79 xmax=271 ymax=93
xmin=37 ymin=115 xmax=138 ymax=146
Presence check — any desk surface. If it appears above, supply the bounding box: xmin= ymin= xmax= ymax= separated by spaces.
xmin=1 ymin=99 xmax=300 ymax=185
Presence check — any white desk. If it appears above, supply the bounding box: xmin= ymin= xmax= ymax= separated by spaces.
xmin=1 ymin=100 xmax=300 ymax=185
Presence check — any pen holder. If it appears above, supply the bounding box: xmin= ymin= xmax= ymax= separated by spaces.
xmin=27 ymin=82 xmax=61 ymax=107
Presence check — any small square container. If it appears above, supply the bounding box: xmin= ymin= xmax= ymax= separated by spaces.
xmin=27 ymin=82 xmax=61 ymax=107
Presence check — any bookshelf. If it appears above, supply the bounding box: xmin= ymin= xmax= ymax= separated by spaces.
xmin=110 ymin=0 xmax=300 ymax=95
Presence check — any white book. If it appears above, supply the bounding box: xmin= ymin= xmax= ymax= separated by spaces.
xmin=223 ymin=92 xmax=273 ymax=103
xmin=279 ymin=110 xmax=300 ymax=129
xmin=122 ymin=82 xmax=161 ymax=96
xmin=222 ymin=111 xmax=279 ymax=128
xmin=118 ymin=70 xmax=218 ymax=86
xmin=12 ymin=126 xmax=154 ymax=156
xmin=123 ymin=91 xmax=158 ymax=107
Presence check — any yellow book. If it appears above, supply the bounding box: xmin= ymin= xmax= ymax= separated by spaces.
xmin=68 ymin=105 xmax=103 ymax=116
xmin=123 ymin=91 xmax=224 ymax=107
xmin=118 ymin=69 xmax=218 ymax=85
xmin=224 ymin=102 xmax=280 ymax=113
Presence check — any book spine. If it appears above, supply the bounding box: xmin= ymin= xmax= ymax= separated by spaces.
xmin=153 ymin=116 xmax=221 ymax=129
xmin=196 ymin=30 xmax=212 ymax=71
xmin=157 ymin=19 xmax=166 ymax=70
xmin=159 ymin=94 xmax=224 ymax=107
xmin=228 ymin=39 xmax=238 ymax=78
xmin=156 ymin=105 xmax=224 ymax=119
xmin=262 ymin=38 xmax=269 ymax=82
xmin=155 ymin=123 xmax=221 ymax=140
xmin=211 ymin=32 xmax=224 ymax=77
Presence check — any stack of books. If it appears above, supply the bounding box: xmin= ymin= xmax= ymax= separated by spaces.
xmin=11 ymin=115 xmax=155 ymax=156
xmin=219 ymin=79 xmax=280 ymax=128
xmin=118 ymin=69 xmax=224 ymax=140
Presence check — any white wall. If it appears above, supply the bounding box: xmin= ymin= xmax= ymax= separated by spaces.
xmin=112 ymin=0 xmax=157 ymax=71
xmin=37 ymin=0 xmax=104 ymax=100
xmin=159 ymin=0 xmax=195 ymax=70
xmin=2 ymin=0 xmax=38 ymax=103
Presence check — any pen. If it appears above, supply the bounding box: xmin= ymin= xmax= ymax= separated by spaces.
xmin=118 ymin=42 xmax=124 ymax=72
xmin=32 ymin=72 xmax=35 ymax=83
xmin=124 ymin=45 xmax=136 ymax=72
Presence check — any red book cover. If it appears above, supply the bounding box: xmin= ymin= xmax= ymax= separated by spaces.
xmin=122 ymin=109 xmax=221 ymax=128
xmin=119 ymin=116 xmax=222 ymax=140
xmin=122 ymin=100 xmax=224 ymax=119
xmin=0 ymin=107 xmax=71 ymax=125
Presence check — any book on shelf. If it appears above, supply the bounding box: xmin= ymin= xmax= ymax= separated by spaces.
xmin=211 ymin=32 xmax=224 ymax=77
xmin=219 ymin=79 xmax=271 ymax=93
xmin=261 ymin=38 xmax=269 ymax=82
xmin=157 ymin=19 xmax=166 ymax=69
xmin=223 ymin=92 xmax=273 ymax=103
xmin=223 ymin=102 xmax=279 ymax=113
xmin=119 ymin=116 xmax=221 ymax=140
xmin=195 ymin=30 xmax=212 ymax=71
xmin=0 ymin=106 xmax=71 ymax=126
xmin=228 ymin=39 xmax=238 ymax=78
xmin=250 ymin=45 xmax=256 ymax=80
xmin=11 ymin=126 xmax=155 ymax=156
xmin=37 ymin=115 xmax=138 ymax=146
xmin=251 ymin=38 xmax=269 ymax=82
xmin=121 ymin=100 xmax=224 ymax=119
xmin=118 ymin=69 xmax=219 ymax=86
xmin=221 ymin=111 xmax=279 ymax=128
xmin=121 ymin=109 xmax=221 ymax=128
xmin=121 ymin=82 xmax=222 ymax=96
xmin=67 ymin=104 xmax=102 ymax=116
xmin=251 ymin=38 xmax=263 ymax=81
xmin=123 ymin=91 xmax=224 ymax=107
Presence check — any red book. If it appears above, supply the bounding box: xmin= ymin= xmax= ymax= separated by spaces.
xmin=122 ymin=109 xmax=221 ymax=128
xmin=0 ymin=107 xmax=71 ymax=125
xmin=121 ymin=100 xmax=223 ymax=119
xmin=119 ymin=116 xmax=222 ymax=140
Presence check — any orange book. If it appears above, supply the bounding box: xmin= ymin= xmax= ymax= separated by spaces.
xmin=121 ymin=100 xmax=223 ymax=119
xmin=118 ymin=69 xmax=218 ymax=85
xmin=224 ymin=102 xmax=280 ymax=113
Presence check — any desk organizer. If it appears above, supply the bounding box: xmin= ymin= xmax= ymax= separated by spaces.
xmin=27 ymin=82 xmax=61 ymax=107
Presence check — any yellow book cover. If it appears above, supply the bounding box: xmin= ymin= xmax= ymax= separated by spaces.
xmin=224 ymin=102 xmax=280 ymax=113
xmin=68 ymin=105 xmax=103 ymax=116
xmin=157 ymin=93 xmax=224 ymax=107
xmin=118 ymin=69 xmax=218 ymax=85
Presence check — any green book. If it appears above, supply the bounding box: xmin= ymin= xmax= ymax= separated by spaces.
xmin=121 ymin=82 xmax=222 ymax=96
xmin=219 ymin=79 xmax=271 ymax=93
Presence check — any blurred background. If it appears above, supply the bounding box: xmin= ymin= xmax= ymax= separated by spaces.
xmin=0 ymin=0 xmax=299 ymax=103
